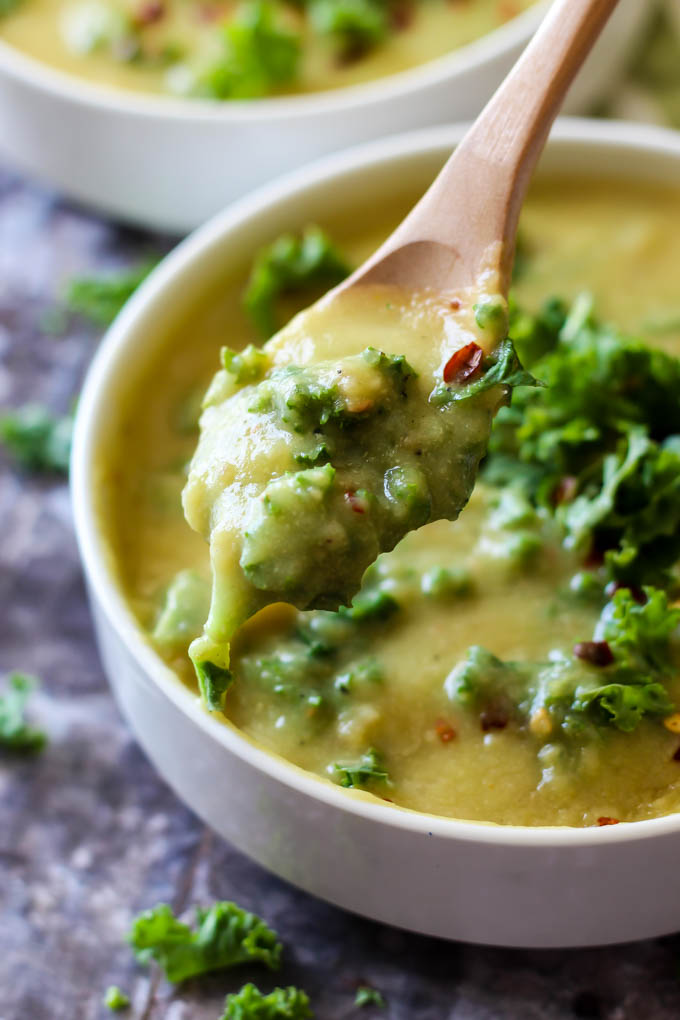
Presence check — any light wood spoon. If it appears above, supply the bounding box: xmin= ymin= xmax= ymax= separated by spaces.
xmin=337 ymin=0 xmax=620 ymax=300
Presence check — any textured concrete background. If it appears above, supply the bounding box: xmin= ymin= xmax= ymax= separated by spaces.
xmin=2 ymin=161 xmax=680 ymax=1019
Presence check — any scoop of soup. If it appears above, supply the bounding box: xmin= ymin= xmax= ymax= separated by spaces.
xmin=182 ymin=280 xmax=532 ymax=706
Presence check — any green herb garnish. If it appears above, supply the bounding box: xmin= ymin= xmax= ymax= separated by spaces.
xmin=220 ymin=983 xmax=313 ymax=1019
xmin=244 ymin=225 xmax=350 ymax=338
xmin=0 ymin=673 xmax=46 ymax=753
xmin=331 ymin=747 xmax=390 ymax=789
xmin=103 ymin=986 xmax=130 ymax=1011
xmin=355 ymin=985 xmax=386 ymax=1008
xmin=128 ymin=901 xmax=281 ymax=982
xmin=194 ymin=660 xmax=234 ymax=712
xmin=0 ymin=404 xmax=73 ymax=474
xmin=65 ymin=260 xmax=157 ymax=325
xmin=197 ymin=0 xmax=301 ymax=99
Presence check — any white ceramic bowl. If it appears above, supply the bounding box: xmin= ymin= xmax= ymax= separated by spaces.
xmin=0 ymin=0 xmax=647 ymax=232
xmin=72 ymin=118 xmax=680 ymax=948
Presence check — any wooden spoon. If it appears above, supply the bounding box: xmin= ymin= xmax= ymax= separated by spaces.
xmin=337 ymin=0 xmax=620 ymax=300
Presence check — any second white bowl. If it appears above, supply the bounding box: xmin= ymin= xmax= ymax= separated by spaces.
xmin=0 ymin=0 xmax=647 ymax=231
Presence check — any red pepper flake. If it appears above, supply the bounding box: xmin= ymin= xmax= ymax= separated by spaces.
xmin=672 ymin=745 xmax=680 ymax=762
xmin=434 ymin=719 xmax=457 ymax=743
xmin=605 ymin=581 xmax=647 ymax=605
xmin=573 ymin=641 xmax=614 ymax=667
xmin=344 ymin=490 xmax=367 ymax=514
xmin=553 ymin=475 xmax=578 ymax=506
xmin=449 ymin=298 xmax=462 ymax=311
xmin=134 ymin=0 xmax=165 ymax=25
xmin=597 ymin=816 xmax=619 ymax=826
xmin=443 ymin=342 xmax=483 ymax=385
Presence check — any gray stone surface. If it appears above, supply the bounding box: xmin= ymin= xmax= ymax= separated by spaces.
xmin=2 ymin=167 xmax=680 ymax=1020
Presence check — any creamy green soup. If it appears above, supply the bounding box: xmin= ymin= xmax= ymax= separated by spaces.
xmin=0 ymin=0 xmax=535 ymax=98
xmin=101 ymin=176 xmax=680 ymax=827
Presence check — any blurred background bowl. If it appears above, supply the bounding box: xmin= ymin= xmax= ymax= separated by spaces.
xmin=0 ymin=0 xmax=648 ymax=232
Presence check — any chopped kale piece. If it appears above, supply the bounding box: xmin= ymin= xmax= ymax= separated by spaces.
xmin=244 ymin=225 xmax=350 ymax=338
xmin=309 ymin=0 xmax=387 ymax=57
xmin=128 ymin=902 xmax=281 ymax=982
xmin=330 ymin=747 xmax=390 ymax=788
xmin=431 ymin=338 xmax=540 ymax=406
xmin=222 ymin=343 xmax=269 ymax=384
xmin=486 ymin=294 xmax=680 ymax=585
xmin=0 ymin=673 xmax=46 ymax=753
xmin=355 ymin=985 xmax=386 ymax=1008
xmin=340 ymin=589 xmax=399 ymax=622
xmin=220 ymin=983 xmax=313 ymax=1019
xmin=103 ymin=986 xmax=130 ymax=1011
xmin=0 ymin=404 xmax=73 ymax=475
xmin=420 ymin=566 xmax=471 ymax=599
xmin=197 ymin=0 xmax=301 ymax=99
xmin=65 ymin=260 xmax=156 ymax=325
xmin=195 ymin=660 xmax=234 ymax=711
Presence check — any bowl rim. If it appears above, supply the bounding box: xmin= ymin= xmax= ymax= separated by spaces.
xmin=0 ymin=1 xmax=547 ymax=120
xmin=72 ymin=116 xmax=680 ymax=849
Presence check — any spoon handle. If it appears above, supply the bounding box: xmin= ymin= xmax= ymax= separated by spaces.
xmin=352 ymin=0 xmax=620 ymax=293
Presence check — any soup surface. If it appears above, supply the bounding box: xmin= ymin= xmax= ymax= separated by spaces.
xmin=0 ymin=0 xmax=535 ymax=97
xmin=102 ymin=175 xmax=680 ymax=827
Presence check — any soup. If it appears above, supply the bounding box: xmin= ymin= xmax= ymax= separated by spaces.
xmin=101 ymin=175 xmax=680 ymax=827
xmin=0 ymin=0 xmax=535 ymax=98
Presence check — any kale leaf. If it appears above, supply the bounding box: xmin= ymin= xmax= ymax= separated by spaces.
xmin=103 ymin=986 xmax=130 ymax=1011
xmin=355 ymin=986 xmax=386 ymax=1008
xmin=244 ymin=225 xmax=350 ymax=338
xmin=66 ymin=260 xmax=156 ymax=326
xmin=0 ymin=404 xmax=73 ymax=475
xmin=486 ymin=294 xmax=680 ymax=585
xmin=220 ymin=983 xmax=313 ymax=1019
xmin=309 ymin=0 xmax=387 ymax=57
xmin=198 ymin=0 xmax=301 ymax=99
xmin=222 ymin=343 xmax=269 ymax=383
xmin=0 ymin=673 xmax=47 ymax=753
xmin=330 ymin=747 xmax=390 ymax=788
xmin=430 ymin=338 xmax=540 ymax=406
xmin=128 ymin=901 xmax=281 ymax=982
xmin=194 ymin=660 xmax=235 ymax=712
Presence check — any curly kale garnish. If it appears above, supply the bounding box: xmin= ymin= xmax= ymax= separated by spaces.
xmin=431 ymin=338 xmax=541 ymax=406
xmin=220 ymin=983 xmax=313 ymax=1019
xmin=0 ymin=673 xmax=47 ymax=753
xmin=196 ymin=0 xmax=301 ymax=99
xmin=309 ymin=0 xmax=387 ymax=58
xmin=486 ymin=293 xmax=680 ymax=585
xmin=66 ymin=260 xmax=157 ymax=326
xmin=128 ymin=901 xmax=281 ymax=982
xmin=355 ymin=986 xmax=386 ymax=1008
xmin=103 ymin=986 xmax=130 ymax=1011
xmin=244 ymin=225 xmax=350 ymax=338
xmin=0 ymin=404 xmax=73 ymax=475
